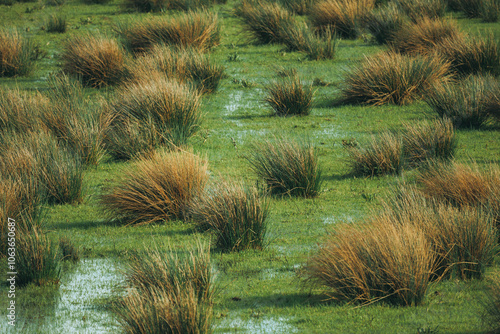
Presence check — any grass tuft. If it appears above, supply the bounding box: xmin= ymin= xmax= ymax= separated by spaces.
xmin=101 ymin=151 xmax=208 ymax=225
xmin=394 ymin=0 xmax=446 ymax=22
xmin=364 ymin=2 xmax=407 ymax=44
xmin=61 ymin=34 xmax=126 ymax=88
xmin=247 ymin=136 xmax=321 ymax=197
xmin=0 ymin=29 xmax=37 ymax=77
xmin=45 ymin=14 xmax=67 ymax=33
xmin=0 ymin=87 xmax=48 ymax=133
xmin=191 ymin=179 xmax=268 ymax=252
xmin=304 ymin=220 xmax=435 ymax=306
xmin=346 ymin=131 xmax=403 ymax=176
xmin=265 ymin=75 xmax=313 ymax=116
xmin=341 ymin=52 xmax=450 ymax=105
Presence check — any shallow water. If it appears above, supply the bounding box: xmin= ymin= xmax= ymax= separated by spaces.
xmin=218 ymin=316 xmax=298 ymax=333
xmin=2 ymin=258 xmax=122 ymax=333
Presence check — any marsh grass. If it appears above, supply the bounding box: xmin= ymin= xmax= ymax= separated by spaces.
xmin=115 ymin=242 xmax=214 ymax=333
xmin=0 ymin=87 xmax=47 ymax=133
xmin=341 ymin=52 xmax=450 ymax=105
xmin=425 ymin=74 xmax=500 ymax=128
xmin=133 ymin=45 xmax=225 ymax=94
xmin=61 ymin=34 xmax=126 ymax=88
xmin=304 ymin=220 xmax=435 ymax=306
xmin=247 ymin=136 xmax=321 ymax=198
xmin=279 ymin=22 xmax=337 ymax=60
xmin=390 ymin=17 xmax=461 ymax=55
xmin=347 ymin=131 xmax=403 ymax=176
xmin=117 ymin=11 xmax=220 ymax=53
xmin=0 ymin=29 xmax=37 ymax=77
xmin=191 ymin=179 xmax=268 ymax=252
xmin=110 ymin=75 xmax=202 ymax=151
xmin=436 ymin=33 xmax=500 ymax=76
xmin=484 ymin=272 xmax=500 ymax=333
xmin=58 ymin=236 xmax=80 ymax=263
xmin=276 ymin=0 xmax=316 ymax=14
xmin=456 ymin=0 xmax=483 ymax=18
xmin=236 ymin=1 xmax=295 ymax=44
xmin=41 ymin=74 xmax=111 ymax=165
xmin=364 ymin=2 xmax=407 ymax=44
xmin=124 ymin=0 xmax=221 ymax=12
xmin=101 ymin=151 xmax=208 ymax=225
xmin=310 ymin=0 xmax=375 ymax=39
xmin=480 ymin=0 xmax=500 ymax=22
xmin=394 ymin=0 xmax=446 ymax=22
xmin=265 ymin=75 xmax=313 ymax=116
xmin=45 ymin=14 xmax=66 ymax=33
xmin=0 ymin=130 xmax=84 ymax=205
xmin=402 ymin=118 xmax=456 ymax=166
xmin=16 ymin=227 xmax=62 ymax=287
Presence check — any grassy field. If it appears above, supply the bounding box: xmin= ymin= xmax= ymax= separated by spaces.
xmin=1 ymin=0 xmax=499 ymax=332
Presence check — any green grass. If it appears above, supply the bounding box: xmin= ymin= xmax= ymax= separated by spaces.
xmin=0 ymin=1 xmax=499 ymax=332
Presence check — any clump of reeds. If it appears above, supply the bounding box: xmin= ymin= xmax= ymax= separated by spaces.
xmin=247 ymin=136 xmax=321 ymax=198
xmin=16 ymin=227 xmax=62 ymax=287
xmin=0 ymin=30 xmax=37 ymax=77
xmin=59 ymin=236 xmax=80 ymax=263
xmin=390 ymin=17 xmax=461 ymax=55
xmin=0 ymin=130 xmax=84 ymax=205
xmin=40 ymin=74 xmax=111 ymax=165
xmin=436 ymin=33 xmax=500 ymax=76
xmin=304 ymin=220 xmax=435 ymax=306
xmin=402 ymin=118 xmax=456 ymax=166
xmin=346 ymin=131 xmax=403 ymax=176
xmin=394 ymin=0 xmax=446 ymax=22
xmin=191 ymin=179 xmax=268 ymax=252
xmin=364 ymin=2 xmax=407 ymax=44
xmin=456 ymin=0 xmax=483 ymax=18
xmin=382 ymin=186 xmax=498 ymax=280
xmin=278 ymin=22 xmax=337 ymax=60
xmin=132 ymin=45 xmax=225 ymax=94
xmin=109 ymin=75 xmax=202 ymax=153
xmin=114 ymin=242 xmax=214 ymax=334
xmin=45 ymin=14 xmax=67 ymax=33
xmin=61 ymin=34 xmax=126 ymax=88
xmin=277 ymin=0 xmax=316 ymax=14
xmin=101 ymin=151 xmax=208 ymax=225
xmin=0 ymin=87 xmax=48 ymax=133
xmin=265 ymin=75 xmax=313 ymax=116
xmin=341 ymin=52 xmax=450 ymax=105
xmin=309 ymin=0 xmax=375 ymax=39
xmin=425 ymin=74 xmax=500 ymax=128
xmin=235 ymin=1 xmax=295 ymax=44
xmin=117 ymin=11 xmax=220 ymax=54
xmin=124 ymin=0 xmax=220 ymax=12
xmin=480 ymin=0 xmax=500 ymax=22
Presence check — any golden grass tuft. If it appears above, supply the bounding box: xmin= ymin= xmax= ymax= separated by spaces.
xmin=61 ymin=34 xmax=126 ymax=88
xmin=304 ymin=220 xmax=435 ymax=306
xmin=101 ymin=151 xmax=208 ymax=225
xmin=265 ymin=75 xmax=313 ymax=116
xmin=394 ymin=0 xmax=446 ymax=22
xmin=0 ymin=87 xmax=48 ymax=133
xmin=117 ymin=11 xmax=220 ymax=54
xmin=0 ymin=29 xmax=36 ymax=77
xmin=310 ymin=0 xmax=375 ymax=39
xmin=341 ymin=52 xmax=450 ymax=105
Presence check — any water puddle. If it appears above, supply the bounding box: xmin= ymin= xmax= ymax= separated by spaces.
xmin=218 ymin=316 xmax=298 ymax=333
xmin=323 ymin=215 xmax=354 ymax=225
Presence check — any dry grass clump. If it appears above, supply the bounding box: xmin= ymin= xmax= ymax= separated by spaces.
xmin=276 ymin=0 xmax=316 ymax=14
xmin=133 ymin=45 xmax=225 ymax=94
xmin=390 ymin=17 xmax=461 ymax=55
xmin=15 ymin=227 xmax=62 ymax=287
xmin=0 ymin=30 xmax=37 ymax=77
xmin=279 ymin=22 xmax=337 ymax=60
xmin=114 ymin=242 xmax=214 ymax=334
xmin=265 ymin=75 xmax=313 ymax=116
xmin=191 ymin=179 xmax=268 ymax=252
xmin=310 ymin=0 xmax=375 ymax=39
xmin=402 ymin=118 xmax=456 ymax=166
xmin=341 ymin=52 xmax=450 ymax=105
xmin=247 ymin=136 xmax=321 ymax=198
xmin=0 ymin=130 xmax=84 ymax=205
xmin=304 ymin=221 xmax=435 ymax=306
xmin=109 ymin=75 xmax=202 ymax=155
xmin=118 ymin=11 xmax=220 ymax=54
xmin=436 ymin=33 xmax=500 ymax=76
xmin=61 ymin=34 xmax=126 ymax=88
xmin=347 ymin=131 xmax=403 ymax=176
xmin=417 ymin=160 xmax=500 ymax=214
xmin=101 ymin=151 xmax=208 ymax=225
xmin=364 ymin=2 xmax=407 ymax=44
xmin=40 ymin=75 xmax=111 ymax=165
xmin=0 ymin=87 xmax=48 ymax=133
xmin=394 ymin=0 xmax=446 ymax=22
xmin=236 ymin=1 xmax=295 ymax=44
xmin=425 ymin=74 xmax=500 ymax=128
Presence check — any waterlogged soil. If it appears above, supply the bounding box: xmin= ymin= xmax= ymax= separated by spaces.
xmin=0 ymin=259 xmax=121 ymax=333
